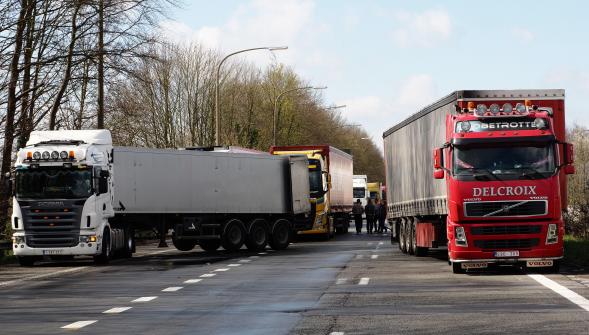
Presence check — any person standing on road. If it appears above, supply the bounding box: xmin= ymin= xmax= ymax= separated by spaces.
xmin=352 ymin=199 xmax=364 ymax=234
xmin=378 ymin=199 xmax=387 ymax=233
xmin=365 ymin=199 xmax=376 ymax=234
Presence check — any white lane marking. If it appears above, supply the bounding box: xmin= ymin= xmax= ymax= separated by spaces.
xmin=378 ymin=242 xmax=384 ymax=245
xmin=336 ymin=278 xmax=348 ymax=285
xmin=103 ymin=307 xmax=132 ymax=314
xmin=371 ymin=255 xmax=379 ymax=260
xmin=529 ymin=274 xmax=589 ymax=312
xmin=267 ymin=249 xmax=275 ymax=252
xmin=184 ymin=279 xmax=202 ymax=284
xmin=132 ymin=296 xmax=157 ymax=302
xmin=162 ymin=286 xmax=183 ymax=292
xmin=330 ymin=332 xmax=345 ymax=335
xmin=200 ymin=273 xmax=216 ymax=278
xmin=228 ymin=264 xmax=241 ymax=267
xmin=249 ymin=256 xmax=260 ymax=259
xmin=355 ymin=255 xmax=363 ymax=259
xmin=367 ymin=242 xmax=374 ymax=246
xmin=214 ymin=268 xmax=229 ymax=272
xmin=61 ymin=320 xmax=97 ymax=329
xmin=239 ymin=259 xmax=251 ymax=263
xmin=258 ymin=252 xmax=267 ymax=255
xmin=358 ymin=277 xmax=370 ymax=285
xmin=0 ymin=266 xmax=88 ymax=287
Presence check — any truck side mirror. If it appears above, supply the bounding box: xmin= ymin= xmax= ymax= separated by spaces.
xmin=100 ymin=170 xmax=110 ymax=178
xmin=433 ymin=148 xmax=443 ymax=170
xmin=433 ymin=169 xmax=445 ymax=179
xmin=98 ymin=176 xmax=108 ymax=194
xmin=564 ymin=165 xmax=575 ymax=175
xmin=564 ymin=143 xmax=574 ymax=165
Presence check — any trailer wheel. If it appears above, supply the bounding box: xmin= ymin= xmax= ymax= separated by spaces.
xmin=94 ymin=228 xmax=111 ymax=265
xmin=452 ymin=262 xmax=465 ymax=274
xmin=399 ymin=219 xmax=406 ymax=253
xmin=122 ymin=228 xmax=135 ymax=257
xmin=17 ymin=256 xmax=36 ymax=267
xmin=221 ymin=219 xmax=246 ymax=252
xmin=199 ymin=239 xmax=220 ymax=252
xmin=245 ymin=219 xmax=268 ymax=251
xmin=408 ymin=219 xmax=416 ymax=255
xmin=172 ymin=234 xmax=196 ymax=251
xmin=269 ymin=219 xmax=290 ymax=250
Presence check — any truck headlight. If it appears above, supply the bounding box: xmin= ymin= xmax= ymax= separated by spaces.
xmin=546 ymin=224 xmax=558 ymax=244
xmin=80 ymin=235 xmax=97 ymax=243
xmin=455 ymin=226 xmax=468 ymax=247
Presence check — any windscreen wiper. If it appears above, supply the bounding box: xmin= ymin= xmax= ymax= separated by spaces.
xmin=460 ymin=167 xmax=501 ymax=181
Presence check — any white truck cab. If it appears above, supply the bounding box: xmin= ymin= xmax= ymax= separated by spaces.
xmin=11 ymin=130 xmax=123 ymax=266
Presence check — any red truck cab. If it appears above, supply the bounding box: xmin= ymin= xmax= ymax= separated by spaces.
xmin=436 ymin=99 xmax=575 ymax=273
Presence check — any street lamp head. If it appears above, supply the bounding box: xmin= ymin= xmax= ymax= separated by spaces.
xmin=268 ymin=46 xmax=289 ymax=51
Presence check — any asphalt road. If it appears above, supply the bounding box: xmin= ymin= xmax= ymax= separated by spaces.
xmin=1 ymin=229 xmax=588 ymax=335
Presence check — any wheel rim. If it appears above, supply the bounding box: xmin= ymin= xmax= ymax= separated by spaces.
xmin=253 ymin=226 xmax=266 ymax=245
xmin=127 ymin=234 xmax=133 ymax=251
xmin=275 ymin=223 xmax=288 ymax=244
xmin=228 ymin=225 xmax=242 ymax=245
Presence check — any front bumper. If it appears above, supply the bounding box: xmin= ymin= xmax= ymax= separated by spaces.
xmin=12 ymin=235 xmax=100 ymax=256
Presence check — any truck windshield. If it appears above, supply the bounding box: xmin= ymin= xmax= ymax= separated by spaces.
xmin=16 ymin=168 xmax=93 ymax=199
xmin=309 ymin=159 xmax=323 ymax=196
xmin=353 ymin=187 xmax=366 ymax=198
xmin=453 ymin=143 xmax=556 ymax=180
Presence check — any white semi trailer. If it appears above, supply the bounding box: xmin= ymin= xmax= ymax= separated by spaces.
xmin=10 ymin=130 xmax=312 ymax=266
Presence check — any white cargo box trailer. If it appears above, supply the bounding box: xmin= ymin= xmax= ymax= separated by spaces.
xmin=110 ymin=147 xmax=313 ymax=252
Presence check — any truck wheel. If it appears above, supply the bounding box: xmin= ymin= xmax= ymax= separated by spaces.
xmin=452 ymin=262 xmax=465 ymax=274
xmin=122 ymin=228 xmax=135 ymax=258
xmin=269 ymin=219 xmax=290 ymax=250
xmin=94 ymin=228 xmax=111 ymax=265
xmin=245 ymin=219 xmax=268 ymax=251
xmin=408 ymin=220 xmax=416 ymax=255
xmin=199 ymin=240 xmax=220 ymax=252
xmin=17 ymin=256 xmax=36 ymax=267
xmin=221 ymin=219 xmax=246 ymax=252
xmin=172 ymin=234 xmax=196 ymax=251
xmin=399 ymin=220 xmax=406 ymax=253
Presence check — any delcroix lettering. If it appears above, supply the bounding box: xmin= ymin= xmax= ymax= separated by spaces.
xmin=472 ymin=186 xmax=537 ymax=197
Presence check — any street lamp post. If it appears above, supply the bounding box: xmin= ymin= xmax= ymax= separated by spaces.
xmin=215 ymin=46 xmax=288 ymax=146
xmin=273 ymin=86 xmax=327 ymax=146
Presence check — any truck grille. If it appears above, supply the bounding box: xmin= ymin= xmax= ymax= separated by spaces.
xmin=474 ymin=238 xmax=539 ymax=250
xmin=470 ymin=225 xmax=542 ymax=235
xmin=19 ymin=200 xmax=84 ymax=248
xmin=464 ymin=201 xmax=547 ymax=217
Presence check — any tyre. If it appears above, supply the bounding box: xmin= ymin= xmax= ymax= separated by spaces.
xmin=221 ymin=219 xmax=246 ymax=252
xmin=17 ymin=256 xmax=35 ymax=267
xmin=199 ymin=239 xmax=221 ymax=252
xmin=172 ymin=234 xmax=197 ymax=251
xmin=328 ymin=219 xmax=335 ymax=239
xmin=122 ymin=228 xmax=135 ymax=257
xmin=269 ymin=219 xmax=291 ymax=250
xmin=408 ymin=220 xmax=416 ymax=255
xmin=399 ymin=220 xmax=406 ymax=253
xmin=452 ymin=262 xmax=465 ymax=274
xmin=245 ymin=219 xmax=268 ymax=251
xmin=93 ymin=228 xmax=111 ymax=265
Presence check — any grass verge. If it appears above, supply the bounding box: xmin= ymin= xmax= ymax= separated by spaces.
xmin=564 ymin=235 xmax=589 ymax=268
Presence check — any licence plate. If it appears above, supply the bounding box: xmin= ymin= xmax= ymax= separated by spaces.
xmin=461 ymin=262 xmax=488 ymax=269
xmin=42 ymin=249 xmax=63 ymax=255
xmin=494 ymin=250 xmax=519 ymax=257
xmin=527 ymin=260 xmax=553 ymax=268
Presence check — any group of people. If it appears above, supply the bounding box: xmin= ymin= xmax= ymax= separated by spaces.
xmin=351 ymin=198 xmax=387 ymax=234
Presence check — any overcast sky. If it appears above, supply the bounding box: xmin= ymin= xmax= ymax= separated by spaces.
xmin=162 ymin=0 xmax=589 ymax=147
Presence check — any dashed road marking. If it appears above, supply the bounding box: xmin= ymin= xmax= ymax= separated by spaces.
xmin=132 ymin=296 xmax=157 ymax=302
xmin=378 ymin=242 xmax=384 ymax=245
xmin=336 ymin=278 xmax=348 ymax=285
xmin=258 ymin=252 xmax=267 ymax=255
xmin=239 ymin=259 xmax=251 ymax=263
xmin=330 ymin=332 xmax=345 ymax=335
xmin=358 ymin=277 xmax=370 ymax=285
xmin=62 ymin=320 xmax=97 ymax=329
xmin=249 ymin=256 xmax=260 ymax=259
xmin=371 ymin=255 xmax=379 ymax=259
xmin=228 ymin=264 xmax=241 ymax=267
xmin=529 ymin=274 xmax=589 ymax=312
xmin=103 ymin=307 xmax=132 ymax=314
xmin=355 ymin=255 xmax=363 ymax=259
xmin=162 ymin=286 xmax=183 ymax=292
xmin=214 ymin=268 xmax=229 ymax=272
xmin=367 ymin=242 xmax=374 ymax=246
xmin=184 ymin=279 xmax=202 ymax=284
xmin=200 ymin=273 xmax=216 ymax=278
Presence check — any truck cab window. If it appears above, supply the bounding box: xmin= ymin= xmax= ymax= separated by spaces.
xmin=15 ymin=168 xmax=92 ymax=199
xmin=308 ymin=159 xmax=324 ymax=196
